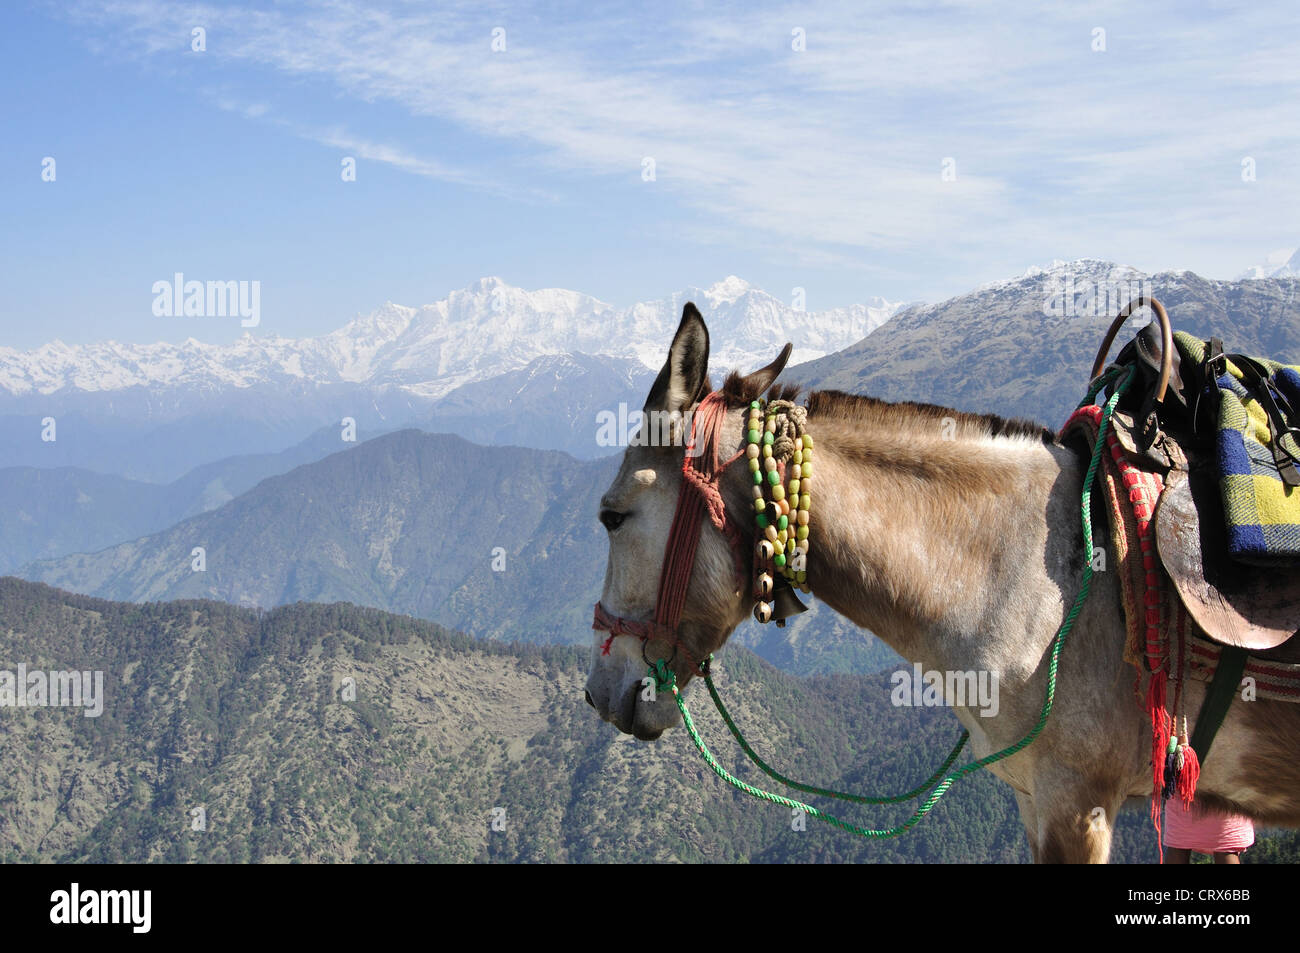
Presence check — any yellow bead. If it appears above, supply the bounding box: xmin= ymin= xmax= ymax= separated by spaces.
xmin=796 ymin=525 xmax=809 ymax=540
xmin=754 ymin=498 xmax=765 ymax=513
xmin=777 ymin=529 xmax=788 ymax=545
xmin=748 ymin=457 xmax=760 ymax=472
xmin=802 ymin=435 xmax=813 ymax=449
xmin=801 ymin=462 xmax=812 ymax=479
xmin=800 ymin=493 xmax=810 ymax=510
xmin=788 ymin=479 xmax=800 ymax=496
xmin=772 ymin=484 xmax=785 ymax=502
xmin=792 ymin=450 xmax=803 ymax=466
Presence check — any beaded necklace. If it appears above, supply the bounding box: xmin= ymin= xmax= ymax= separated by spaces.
xmin=744 ymin=397 xmax=812 ymax=623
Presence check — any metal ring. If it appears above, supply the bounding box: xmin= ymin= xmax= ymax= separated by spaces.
xmin=641 ymin=637 xmax=678 ymax=669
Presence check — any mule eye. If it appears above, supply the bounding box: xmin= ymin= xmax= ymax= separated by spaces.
xmin=600 ymin=509 xmax=627 ymax=531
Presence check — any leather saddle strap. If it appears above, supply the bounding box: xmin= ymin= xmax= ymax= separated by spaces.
xmin=1229 ymin=354 xmax=1300 ymax=487
xmin=1189 ymin=645 xmax=1249 ymax=767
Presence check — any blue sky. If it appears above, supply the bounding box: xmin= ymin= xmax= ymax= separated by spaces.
xmin=2 ymin=0 xmax=1298 ymax=349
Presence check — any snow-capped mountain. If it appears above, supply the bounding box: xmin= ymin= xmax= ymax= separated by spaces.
xmin=1237 ymin=248 xmax=1300 ymax=281
xmin=792 ymin=258 xmax=1300 ymax=433
xmin=0 ymin=277 xmax=902 ymax=401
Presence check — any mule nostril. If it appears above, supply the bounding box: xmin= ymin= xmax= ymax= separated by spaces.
xmin=585 ymin=690 xmax=595 ymax=708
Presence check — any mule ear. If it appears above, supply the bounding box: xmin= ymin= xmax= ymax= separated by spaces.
xmin=644 ymin=303 xmax=711 ymax=413
xmin=735 ymin=342 xmax=793 ymax=399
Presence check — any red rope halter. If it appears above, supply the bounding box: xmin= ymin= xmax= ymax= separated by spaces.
xmin=592 ymin=391 xmax=748 ymax=668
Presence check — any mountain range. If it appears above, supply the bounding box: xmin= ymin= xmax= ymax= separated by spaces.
xmin=0 ymin=277 xmax=899 ymax=480
xmin=0 ymin=276 xmax=898 ymax=402
xmin=790 ymin=259 xmax=1300 ymax=430
xmin=15 ymin=429 xmax=898 ymax=676
xmin=1 ymin=577 xmax=1172 ymax=863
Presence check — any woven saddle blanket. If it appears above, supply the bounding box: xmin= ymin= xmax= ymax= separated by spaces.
xmin=1060 ymin=404 xmax=1300 ymax=705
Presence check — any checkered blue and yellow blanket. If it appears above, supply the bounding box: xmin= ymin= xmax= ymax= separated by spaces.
xmin=1174 ymin=332 xmax=1300 ymax=564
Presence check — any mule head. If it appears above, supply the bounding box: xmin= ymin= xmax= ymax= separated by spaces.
xmin=585 ymin=302 xmax=792 ymax=740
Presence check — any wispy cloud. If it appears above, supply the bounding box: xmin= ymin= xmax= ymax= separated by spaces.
xmin=59 ymin=0 xmax=1300 ymax=284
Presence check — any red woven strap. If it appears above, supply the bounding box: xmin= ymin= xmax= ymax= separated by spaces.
xmin=591 ymin=390 xmax=750 ymax=664
xmin=592 ymin=601 xmax=674 ymax=647
xmin=653 ymin=391 xmax=747 ymax=632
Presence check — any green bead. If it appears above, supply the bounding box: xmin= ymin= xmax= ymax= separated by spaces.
xmin=777 ymin=514 xmax=788 ymax=531
xmin=750 ymin=400 xmax=760 ymax=410
xmin=756 ymin=513 xmax=768 ymax=528
xmin=801 ymin=461 xmax=812 ymax=478
xmin=747 ymin=429 xmax=761 ymax=444
xmin=767 ymin=470 xmax=780 ymax=485
xmin=764 ymin=433 xmax=775 ymax=446
xmin=774 ymin=553 xmax=786 ymax=569
xmin=752 ymin=470 xmax=763 ymax=485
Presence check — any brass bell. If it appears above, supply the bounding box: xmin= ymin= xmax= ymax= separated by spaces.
xmin=757 ymin=572 xmax=773 ymax=597
xmin=770 ymin=580 xmax=809 ymax=622
xmin=757 ymin=539 xmax=775 ymax=560
xmin=753 ymin=600 xmax=773 ymax=623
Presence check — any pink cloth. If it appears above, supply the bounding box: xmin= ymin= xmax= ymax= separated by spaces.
xmin=1164 ymin=799 xmax=1255 ymax=853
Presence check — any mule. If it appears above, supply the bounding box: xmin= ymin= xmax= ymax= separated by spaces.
xmin=586 ymin=303 xmax=1300 ymax=863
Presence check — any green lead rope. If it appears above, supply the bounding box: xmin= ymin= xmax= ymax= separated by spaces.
xmin=703 ymin=672 xmax=968 ymax=803
xmin=649 ymin=366 xmax=1135 ymax=838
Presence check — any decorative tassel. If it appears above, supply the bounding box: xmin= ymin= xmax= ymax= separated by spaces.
xmin=1146 ymin=671 xmax=1171 ymax=821
xmin=1161 ymin=733 xmax=1179 ymax=800
xmin=1175 ymin=717 xmax=1200 ymax=807
xmin=1146 ymin=670 xmax=1173 ymax=861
